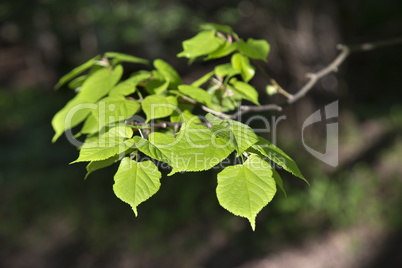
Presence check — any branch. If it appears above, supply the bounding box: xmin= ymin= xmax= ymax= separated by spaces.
xmin=287 ymin=36 xmax=402 ymax=104
xmin=179 ymin=94 xmax=232 ymax=119
xmin=231 ymin=36 xmax=402 ymax=118
xmin=125 ymin=37 xmax=402 ymax=126
xmin=125 ymin=120 xmax=211 ymax=129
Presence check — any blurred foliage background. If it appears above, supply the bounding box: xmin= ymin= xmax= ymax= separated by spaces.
xmin=1 ymin=0 xmax=402 ymax=267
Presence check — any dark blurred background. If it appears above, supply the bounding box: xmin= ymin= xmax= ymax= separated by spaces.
xmin=1 ymin=0 xmax=402 ymax=267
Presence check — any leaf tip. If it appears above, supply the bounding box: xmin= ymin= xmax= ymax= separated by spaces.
xmin=132 ymin=207 xmax=138 ymax=217
xmin=248 ymin=217 xmax=256 ymax=231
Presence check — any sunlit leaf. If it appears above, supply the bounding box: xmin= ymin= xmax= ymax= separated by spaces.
xmin=238 ymin=38 xmax=270 ymax=61
xmin=113 ymin=157 xmax=161 ymax=216
xmin=141 ymin=95 xmax=178 ymax=122
xmin=229 ymin=79 xmax=260 ymax=105
xmin=251 ymin=136 xmax=308 ymax=184
xmin=177 ymin=30 xmax=225 ymax=59
xmin=217 ymin=155 xmax=276 ymax=230
xmin=105 ymin=52 xmax=149 ymax=65
xmin=54 ymin=55 xmax=101 ymax=90
xmin=231 ymin=53 xmax=255 ymax=82
xmin=72 ymin=126 xmax=134 ymax=163
xmin=154 ymin=59 xmax=182 ymax=88
xmin=178 ymin=85 xmax=212 ymax=107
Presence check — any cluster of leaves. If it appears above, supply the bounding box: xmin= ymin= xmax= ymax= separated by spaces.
xmin=52 ymin=23 xmax=306 ymax=230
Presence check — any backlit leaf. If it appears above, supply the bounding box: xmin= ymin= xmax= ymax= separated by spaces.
xmin=113 ymin=158 xmax=161 ymax=216
xmin=72 ymin=126 xmax=134 ymax=163
xmin=177 ymin=30 xmax=225 ymax=59
xmin=231 ymin=53 xmax=255 ymax=82
xmin=178 ymin=85 xmax=212 ymax=107
xmin=229 ymin=79 xmax=260 ymax=105
xmin=154 ymin=59 xmax=182 ymax=88
xmin=142 ymin=95 xmax=178 ymax=122
xmin=206 ymin=113 xmax=259 ymax=155
xmin=217 ymin=155 xmax=276 ymax=230
xmin=54 ymin=55 xmax=100 ymax=90
xmin=105 ymin=52 xmax=149 ymax=65
xmin=238 ymin=38 xmax=270 ymax=61
xmin=251 ymin=136 xmax=307 ymax=184
xmin=109 ymin=73 xmax=150 ymax=96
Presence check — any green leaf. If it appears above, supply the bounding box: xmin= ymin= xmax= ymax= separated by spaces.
xmin=191 ymin=71 xmax=214 ymax=88
xmin=54 ymin=55 xmax=100 ymax=90
xmin=178 ymin=85 xmax=212 ymax=107
xmin=229 ymin=79 xmax=260 ymax=105
xmin=238 ymin=38 xmax=270 ymax=61
xmin=85 ymin=155 xmax=120 ymax=179
xmin=251 ymin=136 xmax=308 ymax=184
xmin=217 ymin=155 xmax=276 ymax=230
xmin=272 ymin=169 xmax=287 ymax=197
xmin=205 ymin=42 xmax=238 ymax=60
xmin=109 ymin=73 xmax=150 ymax=96
xmin=231 ymin=53 xmax=255 ymax=82
xmin=209 ymin=87 xmax=242 ymax=112
xmin=154 ymin=59 xmax=182 ymax=88
xmin=177 ymin=30 xmax=225 ymax=59
xmin=79 ymin=65 xmax=123 ymax=101
xmin=145 ymin=79 xmax=169 ymax=95
xmin=214 ymin=63 xmax=240 ymax=78
xmin=113 ymin=157 xmax=161 ymax=216
xmin=80 ymin=113 xmax=99 ymax=134
xmin=200 ymin=23 xmax=234 ymax=34
xmin=206 ymin=113 xmax=259 ymax=156
xmin=134 ymin=121 xmax=234 ymax=175
xmin=105 ymin=52 xmax=149 ymax=65
xmin=68 ymin=75 xmax=88 ymax=90
xmin=92 ymin=96 xmax=140 ymax=130
xmin=72 ymin=126 xmax=134 ymax=163
xmin=51 ymin=66 xmax=123 ymax=142
xmin=51 ymin=96 xmax=93 ymax=142
xmin=141 ymin=95 xmax=178 ymax=122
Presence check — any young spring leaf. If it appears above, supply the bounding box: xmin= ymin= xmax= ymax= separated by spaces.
xmin=178 ymin=85 xmax=212 ymax=107
xmin=229 ymin=79 xmax=260 ymax=105
xmin=206 ymin=113 xmax=259 ymax=156
xmin=113 ymin=157 xmax=161 ymax=216
xmin=251 ymin=136 xmax=308 ymax=184
xmin=177 ymin=30 xmax=225 ymax=59
xmin=85 ymin=155 xmax=120 ymax=179
xmin=214 ymin=63 xmax=240 ymax=78
xmin=105 ymin=52 xmax=149 ymax=65
xmin=191 ymin=71 xmax=214 ymax=88
xmin=133 ymin=121 xmax=234 ymax=175
xmin=154 ymin=59 xmax=182 ymax=88
xmin=72 ymin=126 xmax=134 ymax=163
xmin=141 ymin=95 xmax=178 ymax=122
xmin=205 ymin=42 xmax=238 ymax=60
xmin=231 ymin=53 xmax=255 ymax=82
xmin=51 ymin=66 xmax=123 ymax=142
xmin=54 ymin=55 xmax=101 ymax=90
xmin=92 ymin=96 xmax=140 ymax=130
xmin=238 ymin=38 xmax=270 ymax=61
xmin=216 ymin=154 xmax=276 ymax=230
xmin=109 ymin=72 xmax=151 ymax=96
xmin=272 ymin=169 xmax=287 ymax=197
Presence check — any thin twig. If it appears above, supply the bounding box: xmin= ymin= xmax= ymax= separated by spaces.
xmin=179 ymin=94 xmax=232 ymax=119
xmin=125 ymin=120 xmax=211 ymax=129
xmin=287 ymin=36 xmax=402 ymax=104
xmin=232 ymin=36 xmax=402 ymax=118
xmin=125 ymin=37 xmax=402 ymax=126
xmin=228 ymin=104 xmax=283 ymax=119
